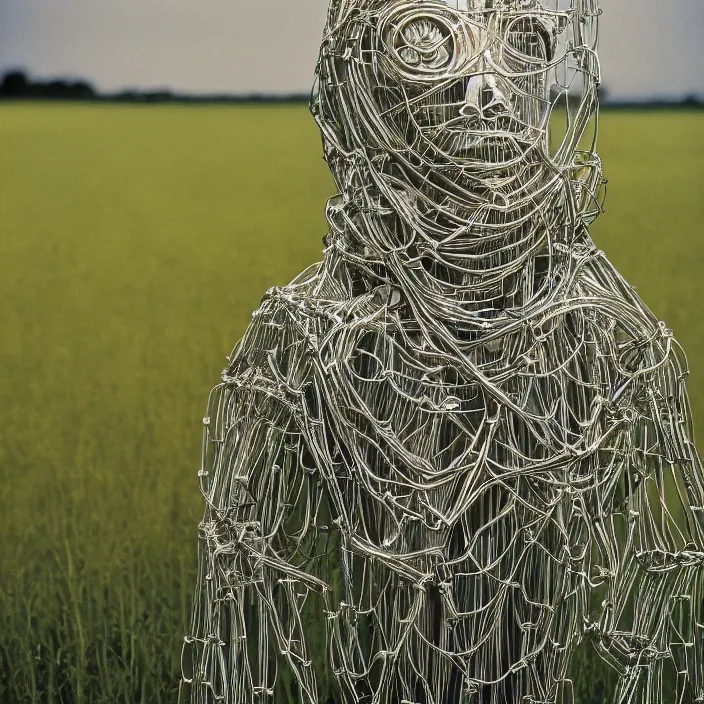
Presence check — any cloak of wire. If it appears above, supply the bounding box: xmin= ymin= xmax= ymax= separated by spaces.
xmin=180 ymin=1 xmax=704 ymax=702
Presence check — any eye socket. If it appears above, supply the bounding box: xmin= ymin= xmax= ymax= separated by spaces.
xmin=504 ymin=17 xmax=554 ymax=62
xmin=378 ymin=4 xmax=482 ymax=81
xmin=395 ymin=18 xmax=453 ymax=71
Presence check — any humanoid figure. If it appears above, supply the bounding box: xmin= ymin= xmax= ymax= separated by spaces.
xmin=180 ymin=1 xmax=704 ymax=702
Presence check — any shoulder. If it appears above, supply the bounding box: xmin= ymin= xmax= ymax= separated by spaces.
xmin=222 ymin=262 xmax=337 ymax=398
xmin=568 ymin=247 xmax=682 ymax=367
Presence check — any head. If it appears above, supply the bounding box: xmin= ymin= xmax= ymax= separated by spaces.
xmin=313 ymin=0 xmax=603 ymax=225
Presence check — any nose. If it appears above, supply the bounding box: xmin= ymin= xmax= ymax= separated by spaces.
xmin=461 ymin=50 xmax=510 ymax=118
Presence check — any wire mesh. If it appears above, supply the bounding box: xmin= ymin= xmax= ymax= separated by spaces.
xmin=180 ymin=1 xmax=704 ymax=702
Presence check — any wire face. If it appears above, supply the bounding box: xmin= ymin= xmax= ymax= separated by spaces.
xmin=180 ymin=2 xmax=704 ymax=703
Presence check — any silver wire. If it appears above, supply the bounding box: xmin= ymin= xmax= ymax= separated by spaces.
xmin=181 ymin=1 xmax=704 ymax=702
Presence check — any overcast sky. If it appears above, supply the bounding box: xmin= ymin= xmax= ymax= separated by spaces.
xmin=1 ymin=0 xmax=702 ymax=101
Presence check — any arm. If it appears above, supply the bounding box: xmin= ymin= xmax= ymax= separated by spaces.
xmin=591 ymin=328 xmax=704 ymax=702
xmin=179 ymin=305 xmax=332 ymax=704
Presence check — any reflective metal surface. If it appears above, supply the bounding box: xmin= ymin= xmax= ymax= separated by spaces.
xmin=180 ymin=1 xmax=704 ymax=702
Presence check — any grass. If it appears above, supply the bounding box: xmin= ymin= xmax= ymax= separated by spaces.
xmin=0 ymin=103 xmax=702 ymax=703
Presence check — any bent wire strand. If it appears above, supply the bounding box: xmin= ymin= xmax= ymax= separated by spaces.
xmin=180 ymin=1 xmax=704 ymax=702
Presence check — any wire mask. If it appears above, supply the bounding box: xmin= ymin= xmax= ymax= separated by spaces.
xmin=180 ymin=2 xmax=704 ymax=702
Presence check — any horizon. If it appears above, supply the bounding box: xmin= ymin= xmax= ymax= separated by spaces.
xmin=2 ymin=69 xmax=702 ymax=106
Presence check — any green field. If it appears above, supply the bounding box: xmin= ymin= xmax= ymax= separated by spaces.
xmin=1 ymin=103 xmax=703 ymax=703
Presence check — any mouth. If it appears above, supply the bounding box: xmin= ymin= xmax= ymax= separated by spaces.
xmin=451 ymin=134 xmax=521 ymax=159
xmin=421 ymin=116 xmax=538 ymax=164
xmin=436 ymin=130 xmax=532 ymax=165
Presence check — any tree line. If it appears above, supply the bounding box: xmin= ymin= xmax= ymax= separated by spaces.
xmin=1 ymin=70 xmax=96 ymax=100
xmin=1 ymin=68 xmax=701 ymax=108
xmin=0 ymin=69 xmax=309 ymax=103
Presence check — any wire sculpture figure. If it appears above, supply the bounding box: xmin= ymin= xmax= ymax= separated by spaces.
xmin=180 ymin=1 xmax=704 ymax=702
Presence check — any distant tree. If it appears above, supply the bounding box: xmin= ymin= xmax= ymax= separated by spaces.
xmin=113 ymin=90 xmax=139 ymax=102
xmin=0 ymin=70 xmax=30 ymax=97
xmin=40 ymin=79 xmax=96 ymax=99
xmin=0 ymin=71 xmax=96 ymax=100
xmin=42 ymin=80 xmax=71 ymax=98
xmin=67 ymin=81 xmax=96 ymax=99
xmin=682 ymin=94 xmax=702 ymax=107
xmin=142 ymin=90 xmax=173 ymax=102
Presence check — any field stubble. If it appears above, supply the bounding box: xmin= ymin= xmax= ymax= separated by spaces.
xmin=0 ymin=104 xmax=702 ymax=702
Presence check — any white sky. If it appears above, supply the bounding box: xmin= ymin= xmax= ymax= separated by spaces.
xmin=1 ymin=0 xmax=702 ymax=101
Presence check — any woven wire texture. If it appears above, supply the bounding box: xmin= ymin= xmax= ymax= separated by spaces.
xmin=180 ymin=1 xmax=704 ymax=702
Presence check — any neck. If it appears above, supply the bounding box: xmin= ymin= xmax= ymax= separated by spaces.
xmin=322 ymin=155 xmax=578 ymax=328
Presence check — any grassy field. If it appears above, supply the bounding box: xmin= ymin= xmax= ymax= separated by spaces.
xmin=0 ymin=103 xmax=702 ymax=703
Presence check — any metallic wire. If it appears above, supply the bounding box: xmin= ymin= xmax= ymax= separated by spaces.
xmin=180 ymin=1 xmax=704 ymax=702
